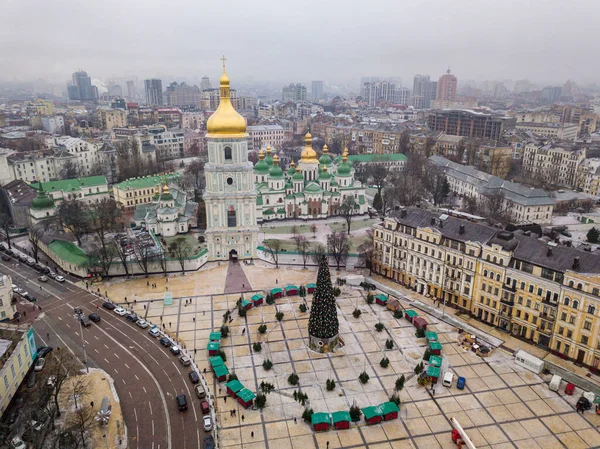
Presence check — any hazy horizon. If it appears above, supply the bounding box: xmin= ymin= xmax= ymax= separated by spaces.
xmin=1 ymin=0 xmax=598 ymax=88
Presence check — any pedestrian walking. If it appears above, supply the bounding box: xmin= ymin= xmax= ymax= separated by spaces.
xmin=46 ymin=332 xmax=50 ymax=340
xmin=224 ymin=396 xmax=227 ymax=403
xmin=169 ymin=322 xmax=172 ymax=327
xmin=193 ymin=317 xmax=195 ymax=322
xmin=242 ymin=328 xmax=246 ymax=335
xmin=294 ymin=417 xmax=297 ymax=424
xmin=326 ymin=441 xmax=329 ymax=449
xmin=90 ymin=401 xmax=94 ymax=408
xmin=242 ymin=415 xmax=245 ymax=422
xmin=203 ymin=311 xmax=205 ymax=316
xmin=251 ymin=431 xmax=254 ymax=438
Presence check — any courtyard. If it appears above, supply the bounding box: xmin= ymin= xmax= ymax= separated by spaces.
xmin=96 ymin=262 xmax=600 ymax=449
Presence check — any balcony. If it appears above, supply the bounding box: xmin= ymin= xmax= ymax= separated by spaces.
xmin=502 ymin=283 xmax=517 ymax=293
xmin=500 ymin=298 xmax=514 ymax=306
xmin=539 ymin=312 xmax=555 ymax=322
xmin=537 ymin=325 xmax=552 ymax=336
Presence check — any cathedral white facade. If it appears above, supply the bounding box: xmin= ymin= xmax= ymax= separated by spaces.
xmin=203 ymin=63 xmax=259 ymax=261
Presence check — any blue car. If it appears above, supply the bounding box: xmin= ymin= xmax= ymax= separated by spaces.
xmin=456 ymin=376 xmax=466 ymax=390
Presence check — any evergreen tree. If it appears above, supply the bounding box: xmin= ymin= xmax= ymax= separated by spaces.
xmin=587 ymin=227 xmax=599 ymax=243
xmin=373 ymin=192 xmax=383 ymax=212
xmin=308 ymin=256 xmax=339 ymax=338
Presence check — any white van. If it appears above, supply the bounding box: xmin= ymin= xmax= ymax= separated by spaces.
xmin=549 ymin=374 xmax=562 ymax=392
xmin=443 ymin=372 xmax=454 ymax=387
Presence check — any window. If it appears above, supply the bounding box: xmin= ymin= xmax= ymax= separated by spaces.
xmin=569 ymin=315 xmax=576 ymax=324
xmin=564 ymin=297 xmax=570 ymax=306
xmin=227 ymin=206 xmax=236 ymax=227
xmin=558 ymin=326 xmax=564 ymax=335
xmin=561 ymin=312 xmax=567 ymax=321
xmin=588 ymin=305 xmax=595 ymax=315
xmin=224 ymin=146 xmax=232 ymax=160
xmin=573 ymin=300 xmax=579 ymax=310
xmin=567 ymin=330 xmax=573 ymax=339
xmin=584 ymin=321 xmax=592 ymax=330
xmin=496 ymin=274 xmax=501 ymax=282
xmin=582 ymin=335 xmax=589 ymax=345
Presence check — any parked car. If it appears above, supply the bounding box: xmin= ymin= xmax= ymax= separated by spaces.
xmin=114 ymin=307 xmax=127 ymax=316
xmin=194 ymin=384 xmax=206 ymax=399
xmin=37 ymin=275 xmax=48 ymax=282
xmin=148 ymin=326 xmax=160 ymax=337
xmin=80 ymin=316 xmax=91 ymax=327
xmin=159 ymin=337 xmax=171 ymax=347
xmin=55 ymin=275 xmax=65 ymax=283
xmin=203 ymin=436 xmax=214 ymax=449
xmin=102 ymin=301 xmax=116 ymax=310
xmin=203 ymin=415 xmax=213 ymax=432
xmin=88 ymin=313 xmax=101 ymax=323
xmin=456 ymin=376 xmax=466 ymax=390
xmin=176 ymin=394 xmax=187 ymax=411
xmin=125 ymin=313 xmax=139 ymax=322
xmin=1 ymin=255 xmax=10 ymax=261
xmin=26 ymin=296 xmax=37 ymax=303
xmin=170 ymin=345 xmax=181 ymax=355
xmin=443 ymin=372 xmax=454 ymax=387
xmin=135 ymin=319 xmax=148 ymax=329
xmin=41 ymin=267 xmax=50 ymax=274
xmin=47 ymin=272 xmax=58 ymax=280
xmin=179 ymin=356 xmax=191 ymax=367
xmin=9 ymin=436 xmax=27 ymax=449
xmin=34 ymin=358 xmax=46 ymax=372
xmin=200 ymin=400 xmax=210 ymax=415
xmin=189 ymin=371 xmax=199 ymax=383
xmin=36 ymin=346 xmax=53 ymax=358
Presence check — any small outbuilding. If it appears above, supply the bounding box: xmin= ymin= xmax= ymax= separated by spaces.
xmin=236 ymin=388 xmax=256 ymax=408
xmin=362 ymin=406 xmax=383 ymax=425
xmin=427 ymin=365 xmax=440 ymax=383
xmin=311 ymin=412 xmax=331 ymax=432
xmin=241 ymin=299 xmax=253 ymax=310
xmin=380 ymin=402 xmax=399 ymax=421
xmin=207 ymin=341 xmax=220 ymax=356
xmin=213 ymin=364 xmax=229 ymax=382
xmin=270 ymin=287 xmax=283 ymax=299
xmin=306 ymin=283 xmax=317 ymax=293
xmin=405 ymin=310 xmax=418 ymax=323
xmin=375 ymin=294 xmax=388 ymax=306
xmin=331 ymin=411 xmax=351 ymax=430
xmin=209 ymin=331 xmax=221 ymax=342
xmin=209 ymin=355 xmax=225 ymax=368
xmin=429 ymin=341 xmax=443 ymax=355
xmin=386 ymin=299 xmax=401 ymax=312
xmin=285 ymin=285 xmax=299 ymax=296
xmin=429 ymin=355 xmax=443 ymax=368
xmin=225 ymin=379 xmax=244 ymax=398
xmin=251 ymin=294 xmax=264 ymax=306
xmin=425 ymin=331 xmax=438 ymax=342
xmin=413 ymin=317 xmax=428 ymax=330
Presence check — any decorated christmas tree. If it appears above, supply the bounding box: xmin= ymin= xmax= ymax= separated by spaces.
xmin=308 ymin=255 xmax=339 ymax=339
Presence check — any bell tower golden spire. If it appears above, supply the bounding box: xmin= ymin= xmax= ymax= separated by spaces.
xmin=206 ymin=57 xmax=247 ymax=137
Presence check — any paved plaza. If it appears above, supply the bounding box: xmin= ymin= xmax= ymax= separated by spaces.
xmin=97 ymin=262 xmax=600 ymax=449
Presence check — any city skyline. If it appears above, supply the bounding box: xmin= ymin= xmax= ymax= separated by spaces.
xmin=1 ymin=0 xmax=599 ymax=86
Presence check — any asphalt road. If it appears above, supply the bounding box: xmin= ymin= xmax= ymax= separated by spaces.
xmin=1 ymin=257 xmax=207 ymax=449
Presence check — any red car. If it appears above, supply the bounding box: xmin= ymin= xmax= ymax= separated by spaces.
xmin=201 ymin=401 xmax=210 ymax=415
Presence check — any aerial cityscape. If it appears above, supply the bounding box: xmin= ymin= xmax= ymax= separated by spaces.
xmin=1 ymin=1 xmax=600 ymax=448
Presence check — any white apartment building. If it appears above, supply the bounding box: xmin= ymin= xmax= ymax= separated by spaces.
xmin=147 ymin=125 xmax=184 ymax=160
xmin=46 ymin=136 xmax=100 ymax=176
xmin=522 ymin=143 xmax=586 ymax=189
xmin=430 ymin=156 xmax=554 ymax=224
xmin=201 ymin=89 xmax=238 ymax=110
xmin=40 ymin=116 xmax=64 ymax=134
xmin=247 ymin=125 xmax=285 ymax=151
xmin=516 ymin=122 xmax=578 ymax=141
xmin=181 ymin=112 xmax=205 ymax=130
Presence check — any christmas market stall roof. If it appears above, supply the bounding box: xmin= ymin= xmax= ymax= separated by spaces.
xmin=213 ymin=364 xmax=229 ymax=378
xmin=311 ymin=412 xmax=331 ymax=426
xmin=429 ymin=355 xmax=443 ymax=367
xmin=225 ymin=379 xmax=244 ymax=394
xmin=270 ymin=288 xmax=283 ymax=294
xmin=426 ymin=331 xmax=438 ymax=341
xmin=375 ymin=294 xmax=388 ymax=303
xmin=405 ymin=310 xmax=418 ymax=319
xmin=380 ymin=401 xmax=400 ymax=415
xmin=209 ymin=356 xmax=224 ymax=367
xmin=306 ymin=283 xmax=316 ymax=289
xmin=207 ymin=341 xmax=220 ymax=351
xmin=331 ymin=410 xmax=351 ymax=424
xmin=237 ymin=388 xmax=256 ymax=402
xmin=362 ymin=405 xmax=383 ymax=420
xmin=429 ymin=341 xmax=443 ymax=352
xmin=241 ymin=299 xmax=252 ymax=308
xmin=285 ymin=285 xmax=299 ymax=293
xmin=209 ymin=332 xmax=221 ymax=341
xmin=251 ymin=294 xmax=264 ymax=301
xmin=427 ymin=366 xmax=441 ymax=378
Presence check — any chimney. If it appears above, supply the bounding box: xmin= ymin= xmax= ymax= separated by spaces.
xmin=430 ymin=217 xmax=436 ymax=225
xmin=400 ymin=209 xmax=407 ymax=218
xmin=459 ymin=224 xmax=465 ymax=235
xmin=573 ymin=257 xmax=580 ymax=269
xmin=547 ymin=248 xmax=552 ymax=257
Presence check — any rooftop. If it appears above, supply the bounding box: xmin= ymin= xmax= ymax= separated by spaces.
xmin=30 ymin=175 xmax=108 ymax=193
xmin=115 ymin=173 xmax=180 ymax=191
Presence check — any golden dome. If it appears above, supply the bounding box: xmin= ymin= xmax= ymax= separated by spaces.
xmin=342 ymin=147 xmax=349 ymax=162
xmin=163 ymin=184 xmax=169 ymax=194
xmin=323 ymin=164 xmax=328 ymax=172
xmin=258 ymin=149 xmax=265 ymax=160
xmin=290 ymin=160 xmax=295 ymax=167
xmin=273 ymin=154 xmax=279 ymax=165
xmin=300 ymin=132 xmax=318 ymax=162
xmin=266 ymin=145 xmax=271 ymax=155
xmin=206 ymin=59 xmax=246 ymax=138
xmin=323 ymin=144 xmax=328 ymax=154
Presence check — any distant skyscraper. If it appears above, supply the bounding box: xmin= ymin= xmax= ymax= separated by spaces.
xmin=392 ymin=87 xmax=411 ymax=105
xmin=201 ymin=76 xmax=211 ymax=91
xmin=282 ymin=83 xmax=307 ymax=102
xmin=67 ymin=71 xmax=98 ymax=101
xmin=412 ymin=74 xmax=436 ymax=108
xmin=144 ymin=79 xmax=163 ymax=106
xmin=436 ymin=69 xmax=457 ymax=102
xmin=541 ymin=86 xmax=562 ymax=104
xmin=311 ymin=81 xmax=324 ymax=100
xmin=127 ymin=80 xmax=136 ymax=101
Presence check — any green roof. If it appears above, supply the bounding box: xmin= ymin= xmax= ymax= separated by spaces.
xmin=319 ymin=169 xmax=331 ymax=180
xmin=251 ymin=294 xmax=264 ymax=301
xmin=359 ymin=195 xmax=366 ymax=205
xmin=311 ymin=412 xmax=331 ymax=426
xmin=115 ymin=173 xmax=180 ymax=190
xmin=277 ymin=208 xmax=285 ymax=214
xmin=256 ymin=196 xmax=263 ymax=205
xmin=31 ymin=189 xmax=55 ymax=210
xmin=306 ymin=283 xmax=316 ymax=288
xmin=375 ymin=294 xmax=388 ymax=303
xmin=207 ymin=341 xmax=220 ymax=351
xmin=426 ymin=332 xmax=438 ymax=341
xmin=213 ymin=364 xmax=229 ymax=377
xmin=237 ymin=388 xmax=256 ymax=402
xmin=285 ymin=285 xmax=298 ymax=291
xmin=263 ymin=209 xmax=274 ymax=215
xmin=254 ymin=160 xmax=270 ymax=174
xmin=427 ymin=366 xmax=441 ymax=377
xmin=337 ymin=162 xmax=352 ymax=176
xmin=331 ymin=410 xmax=351 ymax=423
xmin=405 ymin=310 xmax=418 ymax=318
xmin=362 ymin=406 xmax=383 ymax=420
xmin=209 ymin=356 xmax=224 ymax=367
xmin=30 ymin=175 xmax=108 ymax=193
xmin=48 ymin=240 xmax=88 ymax=266
xmin=209 ymin=331 xmax=222 ymax=341
xmin=269 ymin=165 xmax=284 ymax=178
xmin=429 ymin=355 xmax=443 ymax=367
xmin=270 ymin=288 xmax=282 ymax=294
xmin=241 ymin=299 xmax=252 ymax=308
xmin=335 ymin=154 xmax=407 ymax=163
xmin=160 ymin=193 xmax=174 ymax=201
xmin=380 ymin=402 xmax=400 ymax=415
xmin=225 ymin=379 xmax=244 ymax=393
xmin=429 ymin=341 xmax=443 ymax=351
xmin=304 ymin=183 xmax=322 ymax=193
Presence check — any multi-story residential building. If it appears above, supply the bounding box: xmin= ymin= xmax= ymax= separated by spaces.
xmin=578 ymin=113 xmax=599 ymax=136
xmin=147 ymin=125 xmax=184 ymax=160
xmin=515 ymin=122 xmax=578 ymax=141
xmin=46 ymin=136 xmax=100 ymax=176
xmin=282 ymin=83 xmax=307 ymax=103
xmin=427 ymin=109 xmax=516 ymax=142
xmin=577 ymin=158 xmax=600 ymax=196
xmin=200 ymin=76 xmax=211 ymax=91
xmin=247 ymin=125 xmax=285 ymax=151
xmin=127 ymin=80 xmax=136 ymax=101
xmin=68 ymin=71 xmax=98 ymax=101
xmin=333 ymin=153 xmax=407 ymax=174
xmin=26 ymin=99 xmax=54 ymax=116
xmin=40 ymin=116 xmax=64 ymax=134
xmin=144 ymin=79 xmax=163 ymax=106
xmin=238 ymin=96 xmax=257 ymax=111
xmin=373 ymin=208 xmax=600 ymax=368
xmin=412 ymin=75 xmax=437 ymax=109
xmin=521 ymin=142 xmax=586 ymax=189
xmin=434 ymin=134 xmax=463 ymax=159
xmin=156 ymin=108 xmax=183 ymax=127
xmin=311 ymin=81 xmax=324 ymax=100
xmin=30 ymin=175 xmax=109 ymax=205
xmin=113 ymin=173 xmax=181 ymax=210
xmin=165 ymin=82 xmax=202 ymax=108
xmin=0 ymin=325 xmax=38 ymax=416
xmin=1 ymin=180 xmax=37 ymax=228
xmin=183 ymin=130 xmax=205 ymax=156
xmin=541 ymin=86 xmax=562 ymax=104
xmin=201 ymin=88 xmax=238 ymax=110
xmin=436 ymin=69 xmax=457 ymax=102
xmin=392 ymin=87 xmax=411 ymax=106
xmin=181 ymin=112 xmax=205 ymax=130
xmin=97 ymin=108 xmax=127 ymax=130
xmin=430 ymin=156 xmax=554 ymax=224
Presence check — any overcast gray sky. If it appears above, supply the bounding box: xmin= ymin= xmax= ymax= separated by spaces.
xmin=1 ymin=0 xmax=597 ymax=86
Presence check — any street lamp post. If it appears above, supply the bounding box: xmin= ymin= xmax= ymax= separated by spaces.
xmin=73 ymin=308 xmax=89 ymax=373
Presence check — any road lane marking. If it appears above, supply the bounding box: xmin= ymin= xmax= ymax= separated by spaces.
xmin=94 ymin=349 xmax=99 ymax=354
xmin=114 ymin=353 xmax=120 ymax=359
xmin=122 ymin=379 xmax=127 ymax=385
xmin=135 ymin=374 xmax=139 ymax=381
xmin=143 ymin=387 xmax=147 ymax=394
xmin=37 ymin=320 xmax=75 ymax=356
xmin=57 ymin=317 xmax=62 ymax=321
xmin=134 ymin=408 xmax=140 ymax=444
xmin=152 ymin=420 xmax=155 ymax=435
xmin=149 ymin=401 xmax=153 ymax=416
xmin=129 ymin=392 xmax=133 ymax=399
xmin=104 ymin=344 xmax=109 ymax=349
xmin=114 ymin=368 xmax=119 ymax=374
xmin=94 ymin=335 xmax=99 ymax=340
xmin=84 ymin=340 xmax=89 ymax=344
xmin=104 ymin=358 xmax=110 ymax=364
xmin=124 ymin=363 xmax=130 ymax=369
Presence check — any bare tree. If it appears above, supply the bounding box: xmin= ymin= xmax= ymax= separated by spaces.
xmin=183 ymin=159 xmax=206 ymax=202
xmin=59 ymin=159 xmax=80 ymax=180
xmin=481 ymin=191 xmax=510 ymax=224
xmin=46 ymin=350 xmax=81 ymax=418
xmin=113 ymin=237 xmax=130 ymax=276
xmin=263 ymin=239 xmax=282 ymax=268
xmin=29 ymin=223 xmax=45 ymax=263
xmin=88 ymin=198 xmax=120 ymax=255
xmin=69 ymin=375 xmax=90 ymax=410
xmin=364 ymin=160 xmax=391 ymax=200
xmin=424 ymin=167 xmax=450 ymax=206
xmin=169 ymin=237 xmax=192 ymax=273
xmin=340 ymin=196 xmax=358 ymax=235
xmin=0 ymin=213 xmax=14 ymax=249
xmin=358 ymin=229 xmax=374 ymax=275
xmin=66 ymin=405 xmax=96 ymax=448
xmin=133 ymin=239 xmax=152 ymax=277
xmin=196 ymin=199 xmax=207 ymax=230
xmin=311 ymin=223 xmax=317 ymax=238
xmin=56 ymin=201 xmax=89 ymax=246
xmin=424 ymin=136 xmax=436 ymax=158
xmin=89 ymin=243 xmax=115 ymax=277
xmin=293 ymin=235 xmax=311 ymax=269
xmin=327 ymin=231 xmax=350 ymax=270
xmin=311 ymin=243 xmax=327 ymax=265
xmin=399 ymin=130 xmax=411 ymax=154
